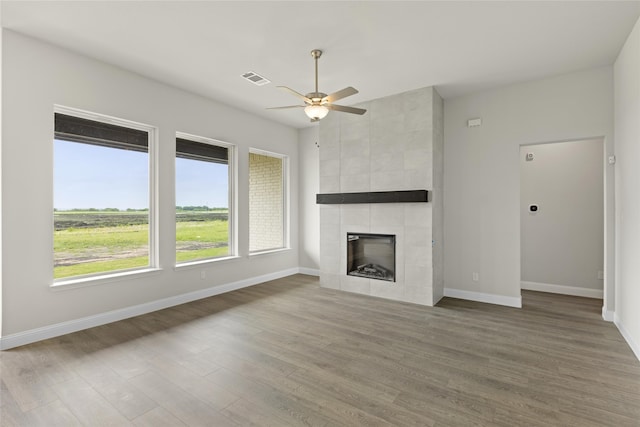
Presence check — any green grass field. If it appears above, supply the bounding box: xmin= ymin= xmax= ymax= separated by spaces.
xmin=175 ymin=220 xmax=229 ymax=263
xmin=54 ymin=211 xmax=229 ymax=279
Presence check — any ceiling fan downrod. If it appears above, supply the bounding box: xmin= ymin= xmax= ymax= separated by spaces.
xmin=311 ymin=49 xmax=322 ymax=96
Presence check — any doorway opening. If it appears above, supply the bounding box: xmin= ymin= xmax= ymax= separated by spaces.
xmin=520 ymin=138 xmax=605 ymax=300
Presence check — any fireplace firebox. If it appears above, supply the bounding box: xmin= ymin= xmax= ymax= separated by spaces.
xmin=347 ymin=233 xmax=396 ymax=282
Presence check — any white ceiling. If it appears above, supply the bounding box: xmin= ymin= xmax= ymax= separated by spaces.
xmin=2 ymin=1 xmax=639 ymax=129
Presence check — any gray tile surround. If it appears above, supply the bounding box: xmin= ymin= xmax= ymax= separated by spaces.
xmin=319 ymin=86 xmax=444 ymax=306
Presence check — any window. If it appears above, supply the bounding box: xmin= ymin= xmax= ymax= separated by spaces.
xmin=175 ymin=133 xmax=234 ymax=264
xmin=249 ymin=150 xmax=288 ymax=253
xmin=53 ymin=108 xmax=156 ymax=281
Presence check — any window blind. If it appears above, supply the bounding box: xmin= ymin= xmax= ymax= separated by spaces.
xmin=176 ymin=138 xmax=228 ymax=164
xmin=54 ymin=113 xmax=148 ymax=153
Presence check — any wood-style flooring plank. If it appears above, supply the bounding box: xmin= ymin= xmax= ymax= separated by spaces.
xmin=131 ymin=407 xmax=187 ymax=427
xmin=206 ymin=368 xmax=335 ymax=427
xmin=50 ymin=378 xmax=131 ymax=426
xmin=23 ymin=400 xmax=82 ymax=427
xmin=0 ymin=350 xmax=58 ymax=412
xmin=147 ymin=354 xmax=239 ymax=411
xmin=220 ymin=396 xmax=303 ymax=427
xmin=0 ymin=379 xmax=32 ymax=426
xmin=76 ymin=364 xmax=157 ymax=421
xmin=128 ymin=370 xmax=236 ymax=427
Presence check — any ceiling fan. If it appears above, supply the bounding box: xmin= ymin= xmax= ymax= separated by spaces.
xmin=268 ymin=49 xmax=367 ymax=122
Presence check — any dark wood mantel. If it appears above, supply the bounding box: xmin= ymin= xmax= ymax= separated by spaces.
xmin=316 ymin=190 xmax=429 ymax=205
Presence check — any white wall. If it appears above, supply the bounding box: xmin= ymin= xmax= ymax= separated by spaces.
xmin=444 ymin=67 xmax=614 ymax=308
xmin=1 ymin=31 xmax=299 ymax=339
xmin=298 ymin=126 xmax=320 ymax=272
xmin=614 ymin=17 xmax=640 ymax=360
xmin=520 ymin=139 xmax=604 ymax=296
xmin=0 ymin=27 xmax=4 ymax=335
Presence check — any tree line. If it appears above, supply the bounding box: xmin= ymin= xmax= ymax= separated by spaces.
xmin=54 ymin=206 xmax=226 ymax=212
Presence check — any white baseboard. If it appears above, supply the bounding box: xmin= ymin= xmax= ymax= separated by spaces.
xmin=602 ymin=307 xmax=614 ymax=322
xmin=521 ymin=281 xmax=603 ymax=299
xmin=614 ymin=314 xmax=640 ymax=362
xmin=0 ymin=268 xmax=299 ymax=351
xmin=444 ymin=288 xmax=522 ymax=308
xmin=298 ymin=267 xmax=320 ymax=276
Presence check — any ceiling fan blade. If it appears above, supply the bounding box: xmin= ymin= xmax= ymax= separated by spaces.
xmin=323 ymin=87 xmax=358 ymax=103
xmin=277 ymin=86 xmax=311 ymax=103
xmin=327 ymin=104 xmax=367 ymax=115
xmin=266 ymin=105 xmax=305 ymax=110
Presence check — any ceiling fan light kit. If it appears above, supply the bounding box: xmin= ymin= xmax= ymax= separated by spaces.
xmin=305 ymin=104 xmax=329 ymax=120
xmin=268 ymin=49 xmax=367 ymax=122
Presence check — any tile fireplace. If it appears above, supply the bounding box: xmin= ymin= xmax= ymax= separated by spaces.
xmin=318 ymin=86 xmax=444 ymax=306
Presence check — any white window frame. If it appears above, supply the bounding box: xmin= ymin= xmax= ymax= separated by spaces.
xmin=248 ymin=148 xmax=290 ymax=255
xmin=52 ymin=105 xmax=159 ymax=287
xmin=175 ymin=132 xmax=237 ymax=267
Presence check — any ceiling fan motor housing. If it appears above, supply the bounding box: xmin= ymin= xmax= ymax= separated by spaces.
xmin=306 ymin=92 xmax=328 ymax=104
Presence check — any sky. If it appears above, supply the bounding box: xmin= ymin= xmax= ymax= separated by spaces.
xmin=54 ymin=140 xmax=229 ymax=210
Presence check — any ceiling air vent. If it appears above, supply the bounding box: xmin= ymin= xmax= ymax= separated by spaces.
xmin=241 ymin=71 xmax=270 ymax=86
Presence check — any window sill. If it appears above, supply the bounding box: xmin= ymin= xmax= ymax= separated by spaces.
xmin=249 ymin=247 xmax=291 ymax=257
xmin=174 ymin=255 xmax=242 ymax=271
xmin=51 ymin=268 xmax=163 ymax=291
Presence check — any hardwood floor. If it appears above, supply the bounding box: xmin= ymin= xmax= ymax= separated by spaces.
xmin=1 ymin=274 xmax=639 ymax=426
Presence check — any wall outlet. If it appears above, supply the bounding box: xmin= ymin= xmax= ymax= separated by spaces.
xmin=472 ymin=272 xmax=479 ymax=282
xmin=598 ymin=270 xmax=604 ymax=280
xmin=200 ymin=271 xmax=206 ymax=280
